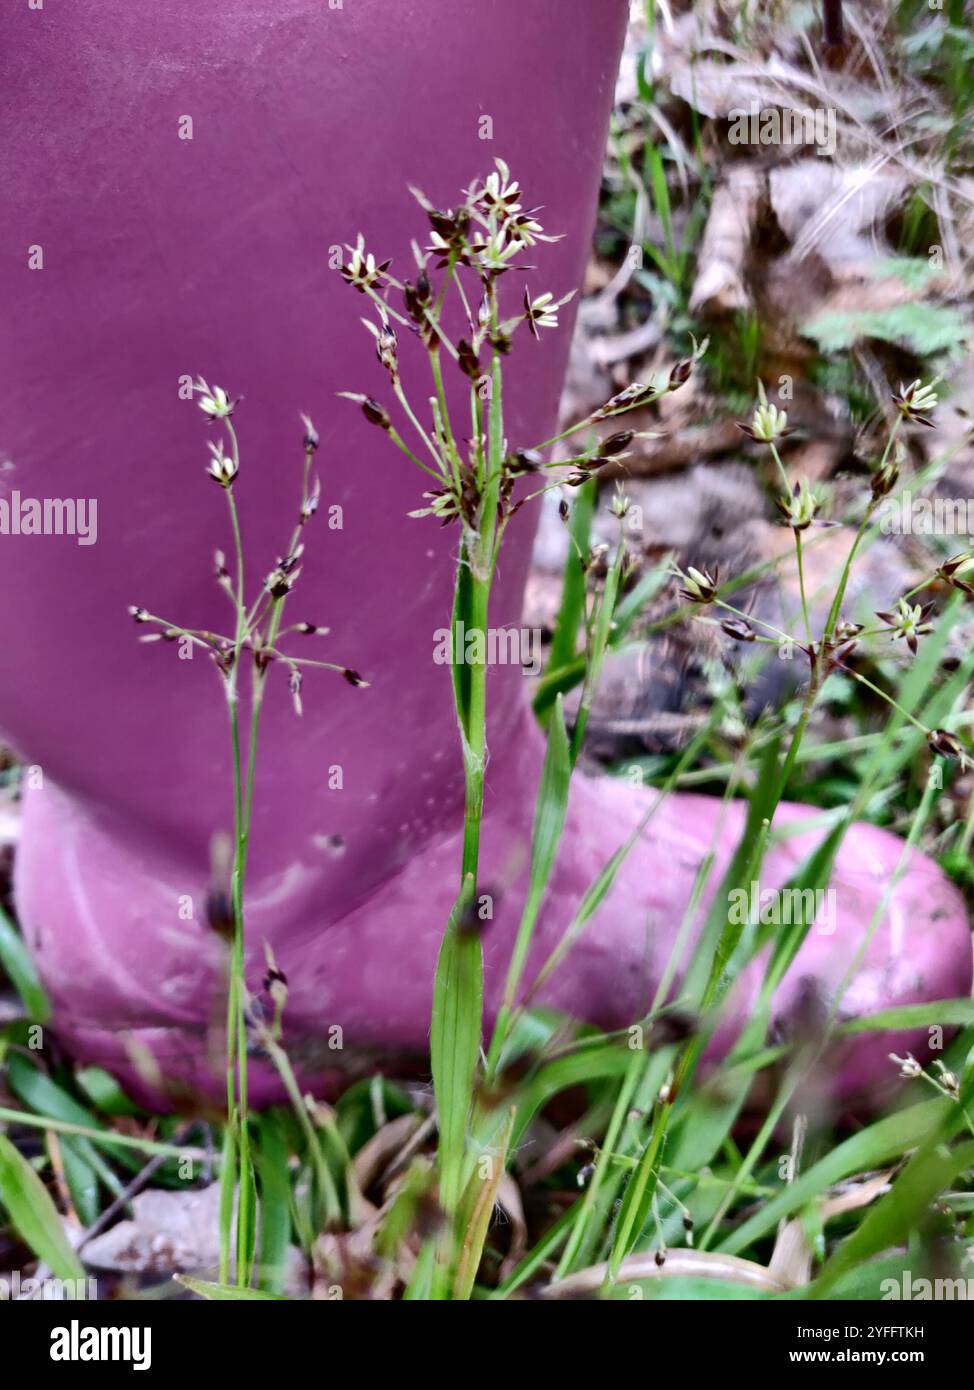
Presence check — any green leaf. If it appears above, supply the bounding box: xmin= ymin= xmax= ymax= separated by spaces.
xmin=453 ymin=1108 xmax=513 ymax=1299
xmin=175 ymin=1274 xmax=286 ymax=1301
xmin=6 ymin=1052 xmax=139 ymax=1171
xmin=488 ymin=697 xmax=572 ymax=1072
xmin=684 ymin=731 xmax=783 ymax=1008
xmin=527 ymin=694 xmax=572 ymax=899
xmin=645 ymin=143 xmax=675 ymax=263
xmin=718 ymin=1098 xmax=948 ymax=1256
xmin=75 ymin=1066 xmax=140 ymax=1116
xmin=255 ymin=1113 xmax=291 ymax=1294
xmin=60 ymin=1139 xmax=100 ymax=1228
xmin=0 ymin=1133 xmax=86 ymax=1281
xmin=837 ymin=998 xmax=974 ymax=1035
xmin=0 ymin=904 xmax=50 ymax=1021
xmin=536 ymin=481 xmax=595 ymax=718
xmin=609 ymin=1102 xmax=670 ymax=1275
xmin=868 ymin=256 xmax=942 ymax=291
xmin=449 ymin=558 xmax=474 ymax=733
xmin=512 ymin=1041 xmax=634 ymax=1148
xmin=811 ymin=1139 xmax=974 ymax=1298
xmin=571 ymin=544 xmax=624 ymax=764
xmin=803 ymin=302 xmax=968 ymax=357
xmin=430 ymin=879 xmax=483 ymax=1217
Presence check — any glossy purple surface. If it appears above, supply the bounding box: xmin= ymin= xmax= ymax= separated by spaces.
xmin=1 ymin=1 xmax=969 ymax=1107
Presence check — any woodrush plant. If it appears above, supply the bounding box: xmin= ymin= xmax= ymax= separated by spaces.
xmin=92 ymin=188 xmax=970 ymax=1303
xmin=129 ymin=387 xmax=367 ymax=1285
xmin=715 ymin=373 xmax=966 ymax=788
xmin=583 ymin=373 xmax=974 ymax=1286
xmin=337 ymin=158 xmax=699 ymax=1294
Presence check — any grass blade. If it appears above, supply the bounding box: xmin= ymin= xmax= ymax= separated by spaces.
xmin=0 ymin=904 xmax=50 ymax=1021
xmin=0 ymin=1132 xmax=85 ymax=1281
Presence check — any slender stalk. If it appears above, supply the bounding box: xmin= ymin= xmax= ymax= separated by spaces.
xmin=794 ymin=531 xmax=813 ymax=649
xmin=428 ymin=288 xmax=504 ymax=1296
xmin=219 ymin=446 xmax=309 ymax=1286
xmin=0 ymin=1108 xmax=209 ymax=1160
xmin=220 ymin=479 xmax=249 ymax=1285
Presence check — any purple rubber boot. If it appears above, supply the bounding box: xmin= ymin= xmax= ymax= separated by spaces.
xmin=0 ymin=0 xmax=969 ymax=1108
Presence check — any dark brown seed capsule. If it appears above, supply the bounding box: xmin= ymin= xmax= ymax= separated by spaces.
xmin=599 ymin=430 xmax=635 ymax=457
xmin=362 ymin=397 xmax=390 ymax=429
xmin=928 ymin=728 xmax=964 ymax=760
xmin=668 ymin=358 xmax=693 ymax=389
xmin=506 ymin=448 xmax=543 ymax=475
xmin=263 ymin=964 xmax=288 ymax=993
xmin=457 ymin=339 xmax=481 ymax=381
xmin=205 ymin=888 xmax=234 ymax=942
xmin=870 ymin=462 xmax=899 ymax=500
xmin=720 ymin=617 xmax=756 ymax=642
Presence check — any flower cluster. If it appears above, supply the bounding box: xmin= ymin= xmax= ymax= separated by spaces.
xmin=335 ymin=159 xmax=703 ymax=538
xmin=775 ymin=477 xmax=818 ymax=531
xmin=674 ymin=376 xmax=970 ymax=778
xmin=892 ymin=378 xmax=938 ymax=428
xmin=737 ymin=383 xmax=792 ymax=444
xmin=131 ymin=395 xmax=367 ymax=712
xmin=890 ymin=1051 xmax=960 ymax=1098
xmin=340 ymin=234 xmax=391 ymax=294
xmin=195 ymin=378 xmax=236 ymax=420
xmin=876 ymin=597 xmax=934 ymax=655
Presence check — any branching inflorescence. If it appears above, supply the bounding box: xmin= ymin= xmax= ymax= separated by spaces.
xmin=336 ymin=158 xmax=701 ymax=1292
xmin=129 ymin=381 xmax=366 ymax=1285
xmin=685 ymin=375 xmax=970 ymax=773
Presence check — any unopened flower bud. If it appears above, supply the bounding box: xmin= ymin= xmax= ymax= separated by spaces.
xmin=205 ymin=887 xmax=234 ymax=942
xmin=937 ymin=552 xmax=974 ymax=596
xmin=679 ymin=565 xmax=719 ymax=605
xmin=505 ymin=449 xmax=542 ymax=475
xmin=668 ymin=358 xmax=693 ymax=389
xmin=870 ymin=460 xmax=899 ymax=500
xmin=889 ymin=1051 xmax=923 ymax=1079
xmin=338 ymin=392 xmax=391 ymax=430
xmin=300 ymin=413 xmax=319 ymax=451
xmin=288 ymin=668 xmax=303 ymax=717
xmin=457 ymin=338 xmax=481 ymax=381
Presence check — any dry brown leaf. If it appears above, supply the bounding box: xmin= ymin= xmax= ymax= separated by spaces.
xmin=352 ymin=1112 xmax=428 ymax=1194
xmin=690 ymin=167 xmax=764 ymax=316
xmin=83 ymin=1183 xmax=225 ymax=1275
xmin=768 ymin=1169 xmax=893 ymax=1287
